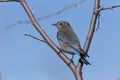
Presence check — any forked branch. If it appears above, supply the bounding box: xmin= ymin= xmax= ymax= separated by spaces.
xmin=0 ymin=0 xmax=100 ymax=80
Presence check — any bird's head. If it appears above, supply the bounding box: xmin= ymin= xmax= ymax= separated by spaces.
xmin=52 ymin=21 xmax=71 ymax=30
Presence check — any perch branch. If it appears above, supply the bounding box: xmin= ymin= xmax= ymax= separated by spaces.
xmin=0 ymin=0 xmax=75 ymax=68
xmin=18 ymin=0 xmax=77 ymax=79
xmin=0 ymin=0 xmax=101 ymax=80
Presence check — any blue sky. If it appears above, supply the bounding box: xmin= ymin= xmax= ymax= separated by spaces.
xmin=0 ymin=0 xmax=120 ymax=80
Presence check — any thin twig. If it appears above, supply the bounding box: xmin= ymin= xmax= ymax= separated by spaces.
xmin=5 ymin=0 xmax=86 ymax=29
xmin=37 ymin=0 xmax=86 ymax=20
xmin=99 ymin=4 xmax=120 ymax=11
xmin=95 ymin=4 xmax=120 ymax=31
xmin=24 ymin=34 xmax=47 ymax=43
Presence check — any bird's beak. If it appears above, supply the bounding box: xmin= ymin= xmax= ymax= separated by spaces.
xmin=52 ymin=23 xmax=57 ymax=26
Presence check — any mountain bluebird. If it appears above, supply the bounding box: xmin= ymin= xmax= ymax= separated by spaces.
xmin=52 ymin=21 xmax=90 ymax=65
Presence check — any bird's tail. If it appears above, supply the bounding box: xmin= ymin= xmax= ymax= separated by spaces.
xmin=79 ymin=54 xmax=91 ymax=65
xmin=79 ymin=49 xmax=89 ymax=57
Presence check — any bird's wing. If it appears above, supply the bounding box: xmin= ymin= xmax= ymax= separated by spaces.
xmin=57 ymin=29 xmax=78 ymax=44
xmin=57 ymin=30 xmax=89 ymax=57
xmin=57 ymin=30 xmax=80 ymax=55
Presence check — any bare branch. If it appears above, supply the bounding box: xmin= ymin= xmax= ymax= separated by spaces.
xmin=5 ymin=0 xmax=86 ymax=29
xmin=99 ymin=4 xmax=120 ymax=11
xmin=83 ymin=0 xmax=100 ymax=54
xmin=95 ymin=4 xmax=120 ymax=31
xmin=1 ymin=0 xmax=73 ymax=66
xmin=19 ymin=0 xmax=77 ymax=77
xmin=6 ymin=20 xmax=30 ymax=29
xmin=77 ymin=0 xmax=100 ymax=78
xmin=24 ymin=34 xmax=47 ymax=43
xmin=117 ymin=78 xmax=120 ymax=80
xmin=0 ymin=0 xmax=100 ymax=80
xmin=76 ymin=0 xmax=100 ymax=80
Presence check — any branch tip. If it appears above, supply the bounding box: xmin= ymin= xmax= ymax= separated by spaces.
xmin=24 ymin=34 xmax=47 ymax=43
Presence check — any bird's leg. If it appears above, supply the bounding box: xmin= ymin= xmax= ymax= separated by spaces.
xmin=79 ymin=58 xmax=83 ymax=65
xmin=71 ymin=55 xmax=74 ymax=61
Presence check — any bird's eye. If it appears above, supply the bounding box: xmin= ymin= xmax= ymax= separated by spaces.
xmin=59 ymin=22 xmax=63 ymax=25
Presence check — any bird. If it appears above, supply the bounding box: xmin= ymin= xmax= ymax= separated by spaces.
xmin=52 ymin=21 xmax=91 ymax=65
